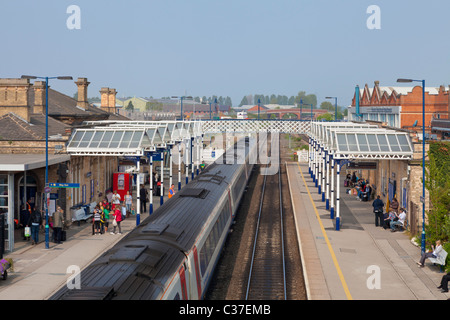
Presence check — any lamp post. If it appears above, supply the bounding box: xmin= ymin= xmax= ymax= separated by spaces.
xmin=21 ymin=75 xmax=73 ymax=249
xmin=397 ymin=78 xmax=426 ymax=254
xmin=201 ymin=97 xmax=217 ymax=120
xmin=172 ymin=96 xmax=193 ymax=120
xmin=325 ymin=96 xmax=338 ymax=121
xmin=257 ymin=98 xmax=261 ymax=120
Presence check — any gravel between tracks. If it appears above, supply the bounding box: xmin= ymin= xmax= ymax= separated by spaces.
xmin=205 ymin=134 xmax=307 ymax=300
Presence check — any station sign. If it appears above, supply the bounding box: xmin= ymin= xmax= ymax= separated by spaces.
xmin=49 ymin=183 xmax=80 ymax=188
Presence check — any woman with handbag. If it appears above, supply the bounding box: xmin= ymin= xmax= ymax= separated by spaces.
xmin=110 ymin=205 xmax=123 ymax=235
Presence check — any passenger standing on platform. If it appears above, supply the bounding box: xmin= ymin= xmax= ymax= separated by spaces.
xmin=20 ymin=205 xmax=31 ymax=241
xmin=125 ymin=191 xmax=133 ymax=213
xmin=53 ymin=206 xmax=64 ymax=244
xmin=111 ymin=205 xmax=123 ymax=235
xmin=372 ymin=195 xmax=384 ymax=227
xmin=28 ymin=208 xmax=42 ymax=245
xmin=93 ymin=207 xmax=102 ymax=235
xmin=168 ymin=184 xmax=175 ymax=199
xmin=103 ymin=204 xmax=110 ymax=233
xmin=140 ymin=184 xmax=148 ymax=213
xmin=351 ymin=172 xmax=357 ymax=186
xmin=112 ymin=190 xmax=121 ymax=206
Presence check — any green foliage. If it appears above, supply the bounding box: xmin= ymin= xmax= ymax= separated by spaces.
xmin=317 ymin=113 xmax=334 ymax=121
xmin=444 ymin=242 xmax=450 ymax=273
xmin=424 ymin=141 xmax=450 ymax=271
xmin=125 ymin=101 xmax=134 ymax=111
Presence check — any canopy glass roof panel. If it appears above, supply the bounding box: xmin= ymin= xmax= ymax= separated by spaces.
xmin=67 ymin=128 xmax=146 ymax=155
xmin=333 ymin=131 xmax=413 ymax=158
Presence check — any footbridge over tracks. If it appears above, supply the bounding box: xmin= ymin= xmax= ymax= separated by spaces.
xmin=66 ymin=119 xmax=414 ymax=231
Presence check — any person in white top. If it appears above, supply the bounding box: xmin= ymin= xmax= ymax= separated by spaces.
xmin=417 ymin=240 xmax=443 ymax=267
xmin=390 ymin=207 xmax=407 ymax=232
xmin=112 ymin=190 xmax=121 ymax=206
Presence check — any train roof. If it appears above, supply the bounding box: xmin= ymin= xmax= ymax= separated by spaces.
xmin=51 ymin=138 xmax=252 ymax=300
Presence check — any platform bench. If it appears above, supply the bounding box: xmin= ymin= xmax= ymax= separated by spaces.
xmin=429 ymin=250 xmax=448 ymax=272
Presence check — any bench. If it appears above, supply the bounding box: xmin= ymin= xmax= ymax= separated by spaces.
xmin=392 ymin=218 xmax=408 ymax=232
xmin=429 ymin=250 xmax=448 ymax=272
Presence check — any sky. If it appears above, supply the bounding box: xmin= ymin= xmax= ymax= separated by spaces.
xmin=1 ymin=0 xmax=450 ymax=107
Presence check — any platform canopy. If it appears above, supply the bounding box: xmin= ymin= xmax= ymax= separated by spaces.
xmin=67 ymin=121 xmax=203 ymax=156
xmin=311 ymin=122 xmax=414 ymax=160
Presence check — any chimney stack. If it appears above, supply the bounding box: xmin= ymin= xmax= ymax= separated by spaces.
xmin=108 ymin=88 xmax=117 ymax=114
xmin=100 ymin=87 xmax=118 ymax=114
xmin=100 ymin=87 xmax=111 ymax=113
xmin=0 ymin=78 xmax=32 ymax=122
xmin=75 ymin=77 xmax=90 ymax=110
xmin=33 ymin=81 xmax=46 ymax=114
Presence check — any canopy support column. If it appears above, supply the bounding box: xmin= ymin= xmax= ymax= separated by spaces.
xmin=178 ymin=143 xmax=182 ymax=191
xmin=330 ymin=156 xmax=335 ymax=219
xmin=336 ymin=159 xmax=341 ymax=231
xmin=160 ymin=151 xmax=164 ymax=206
xmin=149 ymin=152 xmax=153 ymax=215
xmin=325 ymin=151 xmax=330 ymax=208
xmin=136 ymin=158 xmax=141 ymax=225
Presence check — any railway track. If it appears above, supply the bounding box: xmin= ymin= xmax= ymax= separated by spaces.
xmin=205 ymin=133 xmax=306 ymax=300
xmin=245 ymin=158 xmax=287 ymax=300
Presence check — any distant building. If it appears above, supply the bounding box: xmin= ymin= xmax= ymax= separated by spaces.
xmin=349 ymin=80 xmax=450 ymax=131
xmin=0 ymin=77 xmax=128 ymax=252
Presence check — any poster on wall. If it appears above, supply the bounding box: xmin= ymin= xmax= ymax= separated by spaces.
xmin=118 ymin=173 xmax=125 ymax=190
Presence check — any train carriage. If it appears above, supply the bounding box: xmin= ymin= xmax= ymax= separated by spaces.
xmin=51 ymin=136 xmax=259 ymax=300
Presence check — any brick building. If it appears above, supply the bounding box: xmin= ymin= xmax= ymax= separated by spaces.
xmin=348 ymin=81 xmax=450 ymax=132
xmin=0 ymin=77 xmax=128 ymax=252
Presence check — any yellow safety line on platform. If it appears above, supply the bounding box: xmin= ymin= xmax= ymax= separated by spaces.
xmin=297 ymin=162 xmax=353 ymax=300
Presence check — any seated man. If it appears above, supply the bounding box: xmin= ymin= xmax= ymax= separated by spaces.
xmin=390 ymin=208 xmax=407 ymax=232
xmin=361 ymin=184 xmax=372 ymax=202
xmin=384 ymin=211 xmax=396 ymax=230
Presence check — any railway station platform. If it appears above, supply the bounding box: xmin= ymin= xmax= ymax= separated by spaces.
xmin=286 ymin=162 xmax=449 ymax=300
xmin=0 ymin=186 xmax=177 ymax=300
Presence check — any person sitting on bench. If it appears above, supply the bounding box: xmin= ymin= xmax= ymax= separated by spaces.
xmin=417 ymin=240 xmax=443 ymax=267
xmin=390 ymin=208 xmax=406 ymax=232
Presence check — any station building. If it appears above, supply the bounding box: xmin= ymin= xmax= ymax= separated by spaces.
xmin=348 ymin=81 xmax=450 ymax=131
xmin=341 ymin=122 xmax=428 ymax=237
xmin=0 ymin=77 xmax=128 ymax=252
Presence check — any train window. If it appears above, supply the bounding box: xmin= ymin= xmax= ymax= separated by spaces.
xmin=232 ymin=170 xmax=246 ymax=199
xmin=199 ymin=202 xmax=231 ymax=276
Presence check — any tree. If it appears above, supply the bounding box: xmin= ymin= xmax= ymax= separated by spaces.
xmin=125 ymin=101 xmax=134 ymax=111
xmin=320 ymin=101 xmax=334 ymax=111
xmin=316 ymin=113 xmax=334 ymax=121
xmin=424 ymin=141 xmax=450 ymax=254
xmin=295 ymin=91 xmax=317 ymax=107
xmin=239 ymin=96 xmax=249 ymax=107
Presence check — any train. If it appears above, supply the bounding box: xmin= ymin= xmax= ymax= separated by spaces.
xmin=51 ymin=136 xmax=260 ymax=300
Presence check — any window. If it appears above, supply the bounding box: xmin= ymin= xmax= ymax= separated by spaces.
xmin=0 ymin=174 xmax=8 ymax=208
xmin=199 ymin=200 xmax=231 ymax=276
